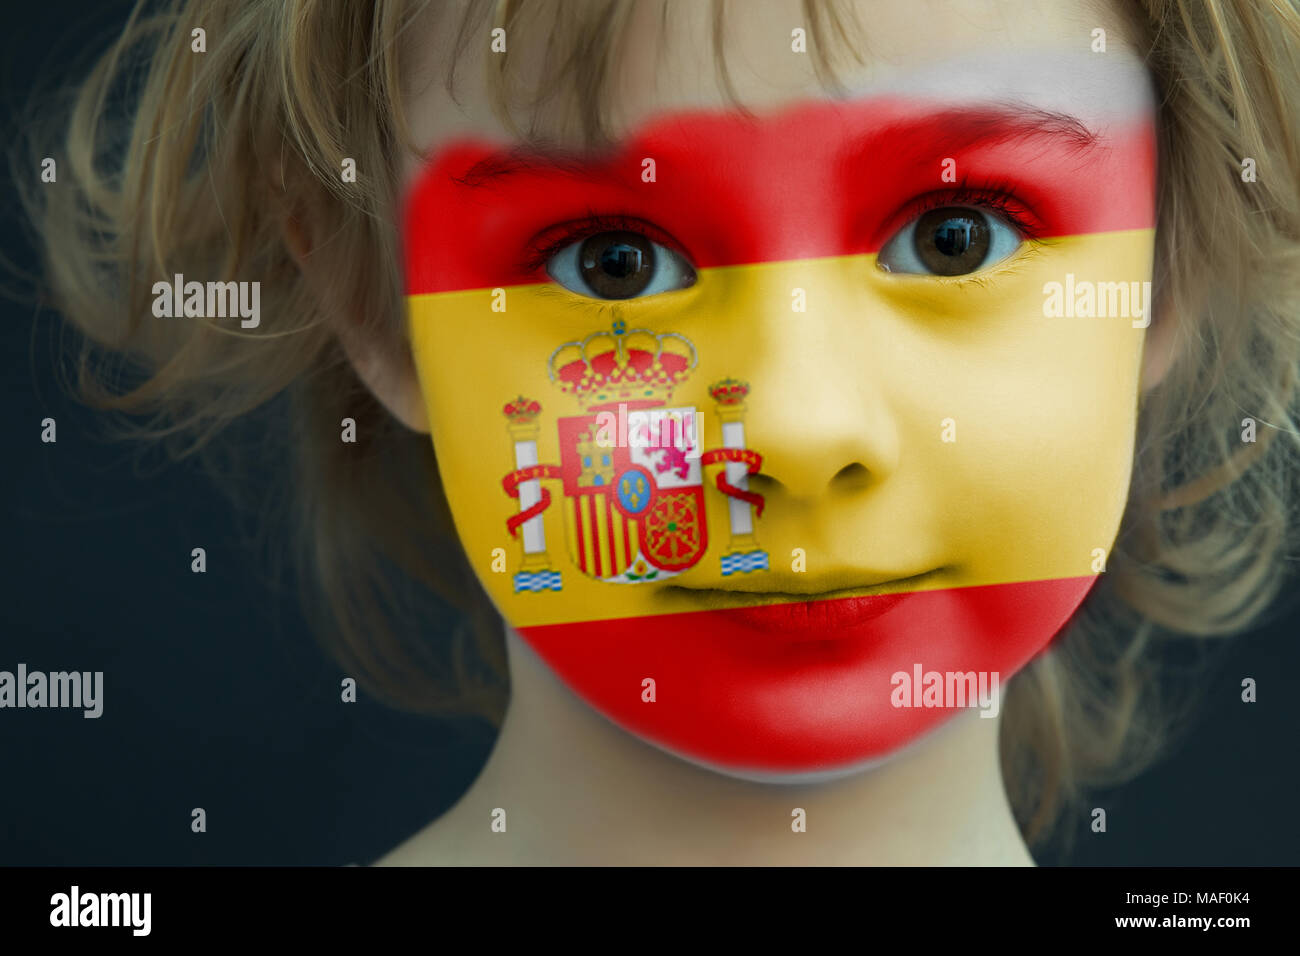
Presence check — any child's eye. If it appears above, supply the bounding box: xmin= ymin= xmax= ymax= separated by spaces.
xmin=877 ymin=206 xmax=1023 ymax=277
xmin=545 ymin=230 xmax=697 ymax=300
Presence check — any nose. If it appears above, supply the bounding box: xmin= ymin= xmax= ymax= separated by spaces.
xmin=722 ymin=266 xmax=901 ymax=505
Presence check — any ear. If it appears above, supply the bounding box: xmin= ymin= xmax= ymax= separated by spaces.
xmin=1139 ymin=291 xmax=1177 ymax=394
xmin=284 ymin=213 xmax=430 ymax=434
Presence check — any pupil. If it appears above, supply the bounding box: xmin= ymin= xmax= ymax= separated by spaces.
xmin=914 ymin=207 xmax=991 ymax=276
xmin=933 ymin=219 xmax=973 ymax=257
xmin=579 ymin=230 xmax=655 ymax=299
xmin=598 ymin=242 xmax=643 ymax=278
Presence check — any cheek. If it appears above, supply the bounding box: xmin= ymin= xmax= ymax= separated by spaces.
xmin=889 ymin=228 xmax=1152 ymax=589
xmin=409 ymin=289 xmax=612 ymax=595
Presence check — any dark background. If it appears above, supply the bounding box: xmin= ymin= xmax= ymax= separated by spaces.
xmin=1 ymin=0 xmax=1296 ymax=866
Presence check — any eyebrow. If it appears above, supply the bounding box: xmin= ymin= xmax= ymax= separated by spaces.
xmin=447 ymin=103 xmax=1102 ymax=190
xmin=450 ymin=146 xmax=630 ymax=190
xmin=834 ymin=104 xmax=1101 ymax=183
xmin=861 ymin=104 xmax=1100 ymax=155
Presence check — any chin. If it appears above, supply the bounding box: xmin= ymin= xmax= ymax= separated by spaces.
xmin=635 ymin=719 xmax=957 ymax=786
xmin=516 ymin=574 xmax=1091 ymax=774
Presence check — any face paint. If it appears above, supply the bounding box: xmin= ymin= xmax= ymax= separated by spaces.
xmin=402 ymin=94 xmax=1157 ymax=776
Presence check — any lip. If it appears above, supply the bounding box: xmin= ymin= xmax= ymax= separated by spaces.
xmin=704 ymin=592 xmax=914 ymax=636
xmin=662 ymin=571 xmax=940 ymax=640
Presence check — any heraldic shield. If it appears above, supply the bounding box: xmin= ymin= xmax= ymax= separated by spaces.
xmin=556 ymin=407 xmax=706 ymax=583
xmin=500 ymin=320 xmax=770 ymax=593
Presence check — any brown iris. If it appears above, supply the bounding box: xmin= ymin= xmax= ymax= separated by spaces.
xmin=579 ymin=231 xmax=655 ymax=299
xmin=913 ymin=207 xmax=991 ymax=276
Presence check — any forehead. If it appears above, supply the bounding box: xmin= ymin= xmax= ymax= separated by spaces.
xmin=401 ymin=0 xmax=1151 ymax=187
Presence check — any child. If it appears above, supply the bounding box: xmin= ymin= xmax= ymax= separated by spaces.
xmin=27 ymin=0 xmax=1300 ymax=864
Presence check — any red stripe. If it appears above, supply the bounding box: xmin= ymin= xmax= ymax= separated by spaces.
xmin=606 ymin=495 xmax=619 ymax=574
xmin=588 ymin=496 xmax=602 ymax=578
xmin=404 ymin=98 xmax=1155 ymax=295
xmin=518 ymin=575 xmax=1098 ymax=771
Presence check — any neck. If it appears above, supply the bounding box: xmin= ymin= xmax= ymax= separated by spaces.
xmin=388 ymin=628 xmax=1035 ymax=865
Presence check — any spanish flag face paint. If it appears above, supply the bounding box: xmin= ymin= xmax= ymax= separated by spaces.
xmin=403 ymin=92 xmax=1157 ymax=776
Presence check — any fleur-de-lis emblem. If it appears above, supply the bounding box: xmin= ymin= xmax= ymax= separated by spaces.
xmin=621 ymin=474 xmax=645 ymax=508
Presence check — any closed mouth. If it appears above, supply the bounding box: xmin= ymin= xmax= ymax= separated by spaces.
xmin=658 ymin=570 xmax=944 ymax=638
xmin=664 ymin=569 xmax=942 ymax=607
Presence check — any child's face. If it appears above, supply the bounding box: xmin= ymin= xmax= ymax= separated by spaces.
xmin=394 ymin=0 xmax=1162 ymax=777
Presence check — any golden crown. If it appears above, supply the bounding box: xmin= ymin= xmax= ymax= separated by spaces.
xmin=548 ymin=319 xmax=697 ymax=411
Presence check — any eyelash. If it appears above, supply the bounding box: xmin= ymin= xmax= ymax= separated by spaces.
xmin=890 ymin=179 xmax=1044 ymax=242
xmin=882 ymin=180 xmax=1047 ymax=289
xmin=520 ymin=210 xmax=686 ymax=276
xmin=520 ymin=181 xmax=1045 ymax=282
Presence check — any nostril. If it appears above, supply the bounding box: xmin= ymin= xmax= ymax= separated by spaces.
xmin=831 ymin=462 xmax=873 ymax=491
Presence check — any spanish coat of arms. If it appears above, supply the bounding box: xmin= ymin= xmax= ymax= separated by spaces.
xmin=500 ymin=320 xmax=769 ymax=593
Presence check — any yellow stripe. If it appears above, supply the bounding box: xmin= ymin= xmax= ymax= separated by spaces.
xmin=592 ymin=493 xmax=612 ymax=578
xmin=410 ymin=229 xmax=1155 ymax=627
xmin=563 ymin=497 xmax=580 ymax=571
xmin=577 ymin=495 xmax=595 ymax=576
